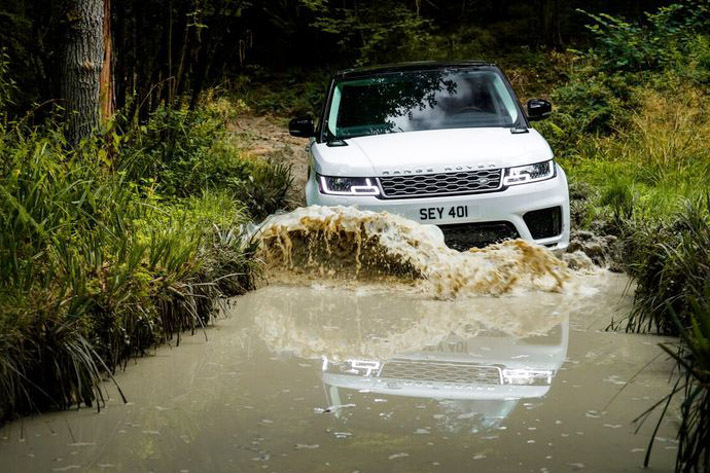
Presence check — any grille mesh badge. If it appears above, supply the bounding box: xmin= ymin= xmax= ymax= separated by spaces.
xmin=378 ymin=169 xmax=503 ymax=198
xmin=380 ymin=360 xmax=503 ymax=385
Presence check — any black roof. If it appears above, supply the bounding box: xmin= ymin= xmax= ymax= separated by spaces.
xmin=334 ymin=60 xmax=496 ymax=79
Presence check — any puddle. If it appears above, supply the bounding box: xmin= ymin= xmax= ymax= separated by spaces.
xmin=0 ymin=272 xmax=678 ymax=472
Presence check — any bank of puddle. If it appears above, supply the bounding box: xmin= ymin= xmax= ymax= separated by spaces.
xmin=0 ymin=207 xmax=680 ymax=472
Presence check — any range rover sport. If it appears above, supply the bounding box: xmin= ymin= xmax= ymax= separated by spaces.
xmin=289 ymin=61 xmax=570 ymax=251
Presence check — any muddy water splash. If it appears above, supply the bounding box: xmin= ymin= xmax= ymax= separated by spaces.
xmin=256 ymin=206 xmax=570 ymax=297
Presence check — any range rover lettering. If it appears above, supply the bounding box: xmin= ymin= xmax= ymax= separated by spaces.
xmin=289 ymin=61 xmax=570 ymax=251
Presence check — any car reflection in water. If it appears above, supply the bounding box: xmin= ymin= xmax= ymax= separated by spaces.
xmin=321 ymin=318 xmax=568 ymax=432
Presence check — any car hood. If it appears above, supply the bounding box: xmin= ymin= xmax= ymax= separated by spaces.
xmin=311 ymin=127 xmax=554 ymax=177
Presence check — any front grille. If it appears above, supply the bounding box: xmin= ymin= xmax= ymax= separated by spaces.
xmin=439 ymin=221 xmax=519 ymax=251
xmin=380 ymin=359 xmax=502 ymax=385
xmin=523 ymin=206 xmax=562 ymax=239
xmin=378 ymin=169 xmax=502 ymax=198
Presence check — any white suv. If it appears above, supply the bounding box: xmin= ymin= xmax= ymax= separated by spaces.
xmin=289 ymin=61 xmax=570 ymax=251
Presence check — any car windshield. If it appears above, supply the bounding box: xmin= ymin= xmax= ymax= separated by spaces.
xmin=326 ymin=69 xmax=521 ymax=140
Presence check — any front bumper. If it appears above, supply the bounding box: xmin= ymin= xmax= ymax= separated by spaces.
xmin=305 ymin=165 xmax=570 ymax=250
xmin=322 ymin=372 xmax=551 ymax=400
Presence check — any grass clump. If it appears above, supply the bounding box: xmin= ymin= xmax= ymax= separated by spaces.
xmin=663 ymin=297 xmax=710 ymax=473
xmin=0 ymin=64 xmax=290 ymax=420
xmin=642 ymin=293 xmax=710 ymax=473
xmin=621 ymin=199 xmax=710 ymax=336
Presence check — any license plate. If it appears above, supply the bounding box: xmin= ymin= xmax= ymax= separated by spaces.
xmin=419 ymin=205 xmax=470 ymax=221
xmin=422 ymin=338 xmax=469 ymax=353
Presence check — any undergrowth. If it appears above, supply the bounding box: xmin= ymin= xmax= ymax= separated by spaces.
xmin=0 ymin=57 xmax=291 ymax=420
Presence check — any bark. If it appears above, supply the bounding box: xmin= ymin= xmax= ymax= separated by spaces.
xmin=59 ymin=0 xmax=105 ymax=144
xmin=99 ymin=0 xmax=114 ymax=122
xmin=114 ymin=0 xmax=126 ymax=111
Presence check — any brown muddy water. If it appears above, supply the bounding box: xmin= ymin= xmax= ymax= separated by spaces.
xmin=0 ymin=208 xmax=681 ymax=472
xmin=0 ymin=275 xmax=679 ymax=473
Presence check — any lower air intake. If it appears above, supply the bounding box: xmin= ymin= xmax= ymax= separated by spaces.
xmin=438 ymin=221 xmax=519 ymax=251
xmin=523 ymin=206 xmax=562 ymax=239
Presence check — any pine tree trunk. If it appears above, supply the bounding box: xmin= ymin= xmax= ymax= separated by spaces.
xmin=59 ymin=0 xmax=105 ymax=145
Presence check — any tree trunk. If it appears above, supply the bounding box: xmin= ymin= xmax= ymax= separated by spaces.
xmin=114 ymin=0 xmax=126 ymax=111
xmin=59 ymin=0 xmax=105 ymax=145
xmin=99 ymin=0 xmax=114 ymax=123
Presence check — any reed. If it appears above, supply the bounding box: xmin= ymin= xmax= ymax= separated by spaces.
xmin=0 ymin=97 xmax=288 ymax=421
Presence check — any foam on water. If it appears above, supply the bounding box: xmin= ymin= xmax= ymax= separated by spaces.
xmin=255 ymin=206 xmax=571 ymax=298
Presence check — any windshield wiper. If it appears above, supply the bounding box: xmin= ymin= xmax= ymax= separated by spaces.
xmin=325 ymin=129 xmax=349 ymax=147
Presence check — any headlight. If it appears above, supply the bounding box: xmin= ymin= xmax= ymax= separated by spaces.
xmin=322 ymin=357 xmax=381 ymax=376
xmin=318 ymin=175 xmax=380 ymax=196
xmin=502 ymin=368 xmax=554 ymax=385
xmin=503 ymin=160 xmax=555 ymax=186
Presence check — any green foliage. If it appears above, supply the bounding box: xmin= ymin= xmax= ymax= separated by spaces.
xmin=621 ymin=199 xmax=710 ymax=335
xmin=229 ymin=67 xmax=331 ymax=117
xmin=119 ymin=104 xmax=291 ymax=220
xmin=0 ymin=118 xmax=263 ymax=417
xmin=546 ymin=71 xmax=630 ymax=135
xmin=654 ymin=295 xmax=710 ymax=473
xmin=599 ymin=175 xmax=634 ymax=224
xmin=581 ymin=4 xmax=710 ymax=75
xmin=120 ymin=105 xmax=230 ymax=197
xmin=544 ymin=2 xmax=710 ymax=137
xmin=0 ymin=49 xmax=15 ymax=113
xmin=0 ymin=77 xmax=289 ymax=420
xmin=310 ymin=3 xmax=433 ymax=66
xmin=561 ymin=86 xmax=710 ymax=229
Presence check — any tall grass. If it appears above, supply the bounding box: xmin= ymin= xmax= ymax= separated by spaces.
xmin=0 ymin=79 xmax=290 ymax=420
xmin=620 ymin=198 xmax=710 ymax=335
xmin=558 ymin=88 xmax=710 ymax=227
xmin=615 ymin=199 xmax=709 ymax=472
xmin=660 ymin=297 xmax=710 ymax=473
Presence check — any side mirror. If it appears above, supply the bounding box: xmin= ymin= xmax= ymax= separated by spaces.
xmin=289 ymin=116 xmax=315 ymax=138
xmin=526 ymin=99 xmax=552 ymax=121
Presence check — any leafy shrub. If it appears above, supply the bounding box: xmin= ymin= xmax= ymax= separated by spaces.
xmin=581 ymin=4 xmax=710 ymax=76
xmin=310 ymin=3 xmax=433 ymax=66
xmin=119 ymin=105 xmax=291 ymax=219
xmin=548 ymin=71 xmax=630 ymax=135
xmin=543 ymin=3 xmax=710 ymax=138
